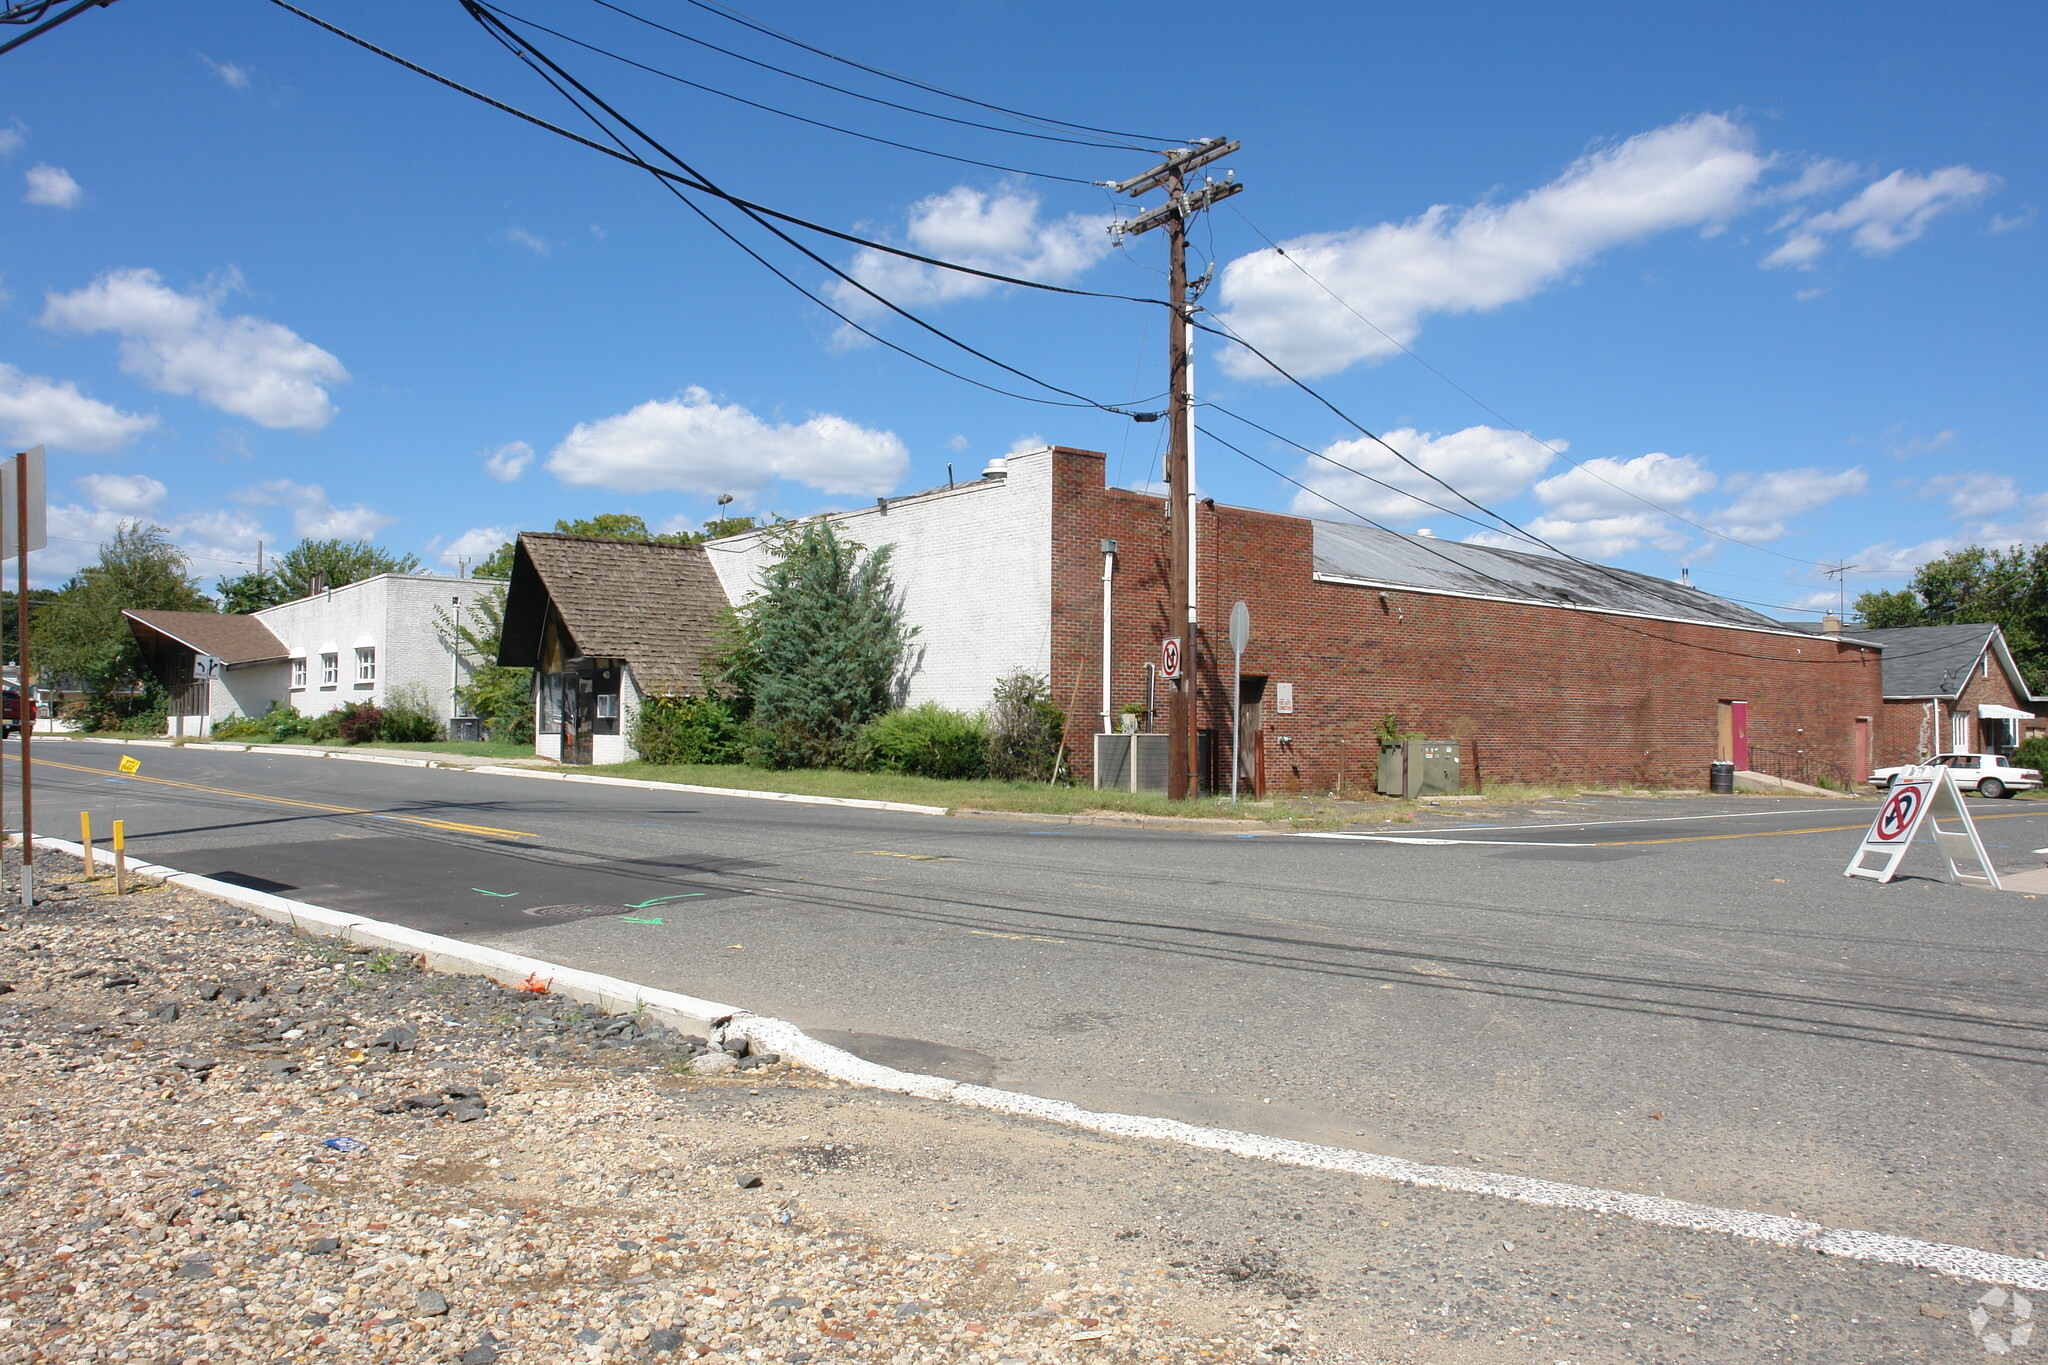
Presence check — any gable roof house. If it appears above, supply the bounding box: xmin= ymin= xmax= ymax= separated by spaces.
xmin=1843 ymin=622 xmax=2043 ymax=762
xmin=505 ymin=444 xmax=1882 ymax=789
xmin=125 ymin=573 xmax=502 ymax=739
xmin=498 ymin=533 xmax=731 ymax=765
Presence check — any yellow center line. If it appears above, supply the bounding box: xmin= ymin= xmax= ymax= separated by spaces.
xmin=15 ymin=753 xmax=537 ymax=840
xmin=1598 ymin=807 xmax=2048 ymax=847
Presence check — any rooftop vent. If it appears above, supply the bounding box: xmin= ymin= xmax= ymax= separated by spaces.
xmin=981 ymin=456 xmax=1009 ymax=480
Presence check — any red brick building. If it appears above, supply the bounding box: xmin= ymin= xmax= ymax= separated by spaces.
xmin=704 ymin=445 xmax=1886 ymax=792
xmin=1845 ymin=623 xmax=2045 ymax=765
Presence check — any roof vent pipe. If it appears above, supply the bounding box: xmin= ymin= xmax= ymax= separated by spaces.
xmin=981 ymin=456 xmax=1009 ymax=480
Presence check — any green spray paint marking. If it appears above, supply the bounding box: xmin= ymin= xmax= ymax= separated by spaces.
xmin=623 ymin=893 xmax=707 ymax=909
xmin=619 ymin=916 xmax=664 ymax=925
xmin=471 ymin=888 xmax=519 ymax=897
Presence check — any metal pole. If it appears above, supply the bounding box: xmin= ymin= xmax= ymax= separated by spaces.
xmin=1231 ymin=648 xmax=1242 ymax=805
xmin=113 ymin=819 xmax=126 ymax=896
xmin=16 ymin=452 xmax=31 ymax=909
xmin=1099 ymin=542 xmax=1116 ymax=734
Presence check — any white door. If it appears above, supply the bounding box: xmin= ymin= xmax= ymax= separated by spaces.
xmin=1951 ymin=711 xmax=1971 ymax=753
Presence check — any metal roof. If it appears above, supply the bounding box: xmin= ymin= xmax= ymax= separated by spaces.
xmin=1310 ymin=520 xmax=1785 ymax=630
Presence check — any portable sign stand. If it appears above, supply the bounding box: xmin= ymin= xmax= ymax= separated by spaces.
xmin=1844 ymin=764 xmax=2002 ymax=889
xmin=2 ymin=446 xmax=45 ymax=908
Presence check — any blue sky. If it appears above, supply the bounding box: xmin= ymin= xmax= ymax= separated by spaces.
xmin=0 ymin=0 xmax=2040 ymax=617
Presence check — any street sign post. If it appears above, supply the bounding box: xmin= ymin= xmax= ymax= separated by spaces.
xmin=1227 ymin=601 xmax=1249 ymax=804
xmin=5 ymin=447 xmax=43 ymax=908
xmin=1845 ymin=764 xmax=2001 ymax=888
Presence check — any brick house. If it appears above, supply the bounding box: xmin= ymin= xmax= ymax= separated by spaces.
xmin=700 ymin=445 xmax=1885 ymax=791
xmin=125 ymin=573 xmax=500 ymax=737
xmin=1843 ymin=623 xmax=2044 ymax=763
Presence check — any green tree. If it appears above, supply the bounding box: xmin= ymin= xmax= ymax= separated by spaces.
xmin=1 ymin=589 xmax=60 ymax=658
xmin=722 ymin=519 xmax=912 ymax=769
xmin=471 ymin=512 xmax=767 ymax=582
xmin=1854 ymin=543 xmax=2048 ymax=691
xmin=434 ymin=585 xmax=533 ymax=743
xmin=274 ymin=538 xmax=422 ymax=599
xmin=216 ymin=569 xmax=290 ymax=614
xmin=40 ymin=522 xmax=212 ymax=703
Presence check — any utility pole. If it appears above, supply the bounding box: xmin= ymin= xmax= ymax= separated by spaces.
xmin=1111 ymin=138 xmax=1242 ymax=798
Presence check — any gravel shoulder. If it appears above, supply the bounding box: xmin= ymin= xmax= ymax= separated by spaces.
xmin=0 ymin=848 xmax=1317 ymax=1365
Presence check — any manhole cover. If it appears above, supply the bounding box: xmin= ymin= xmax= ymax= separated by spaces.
xmin=521 ymin=904 xmax=632 ymax=921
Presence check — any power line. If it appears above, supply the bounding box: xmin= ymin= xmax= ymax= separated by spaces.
xmin=579 ymin=0 xmax=1153 ymax=153
xmin=648 ymin=0 xmax=1185 ymax=147
xmin=483 ymin=3 xmax=1100 ymax=184
xmin=461 ymin=0 xmax=1130 ymax=413
xmin=1227 ymin=204 xmax=1839 ymax=570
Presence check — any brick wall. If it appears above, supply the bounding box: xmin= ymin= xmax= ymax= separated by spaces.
xmin=1872 ymin=642 xmax=2044 ymax=766
xmin=1047 ymin=448 xmax=1884 ymax=791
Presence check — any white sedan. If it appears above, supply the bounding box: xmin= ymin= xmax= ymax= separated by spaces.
xmin=1868 ymin=753 xmax=2043 ymax=799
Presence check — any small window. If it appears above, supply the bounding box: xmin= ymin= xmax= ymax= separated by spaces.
xmin=321 ymin=653 xmax=339 ymax=687
xmin=356 ymin=647 xmax=376 ymax=683
xmin=291 ymin=658 xmax=307 ymax=690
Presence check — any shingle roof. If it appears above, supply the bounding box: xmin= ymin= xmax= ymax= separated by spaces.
xmin=1841 ymin=623 xmax=2002 ymax=698
xmin=498 ymin=533 xmax=731 ymax=695
xmin=1310 ymin=520 xmax=1784 ymax=630
xmin=122 ymin=610 xmax=287 ymax=665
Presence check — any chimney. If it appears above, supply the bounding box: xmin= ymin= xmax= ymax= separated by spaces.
xmin=1821 ymin=613 xmax=1843 ymax=635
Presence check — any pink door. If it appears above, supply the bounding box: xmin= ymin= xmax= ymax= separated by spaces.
xmin=1852 ymin=716 xmax=1871 ymax=783
xmin=1730 ymin=701 xmax=1749 ymax=770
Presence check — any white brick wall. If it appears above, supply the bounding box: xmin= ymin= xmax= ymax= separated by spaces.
xmin=705 ymin=447 xmax=1054 ymax=715
xmin=253 ymin=574 xmax=502 ymax=725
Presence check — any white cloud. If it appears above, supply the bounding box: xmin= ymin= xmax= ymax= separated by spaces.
xmin=1518 ymin=510 xmax=1684 ymax=558
xmin=826 ymin=186 xmax=1109 ymax=339
xmin=1885 ymin=427 xmax=1955 ymax=458
xmin=23 ymin=163 xmax=81 ymax=209
xmin=73 ymin=473 xmax=166 ymax=517
xmin=1711 ymin=466 xmax=1867 ymax=541
xmin=1765 ymin=165 xmax=1999 ymax=268
xmin=1007 ymin=433 xmax=1047 ymax=454
xmin=1922 ymin=472 xmax=2017 ymax=519
xmin=0 ymin=362 xmax=156 ymax=451
xmin=1762 ymin=157 xmax=1862 ymax=205
xmin=439 ymin=525 xmax=510 ymax=570
xmin=1287 ymin=425 xmax=1558 ymax=523
xmin=1217 ymin=114 xmax=1769 ymax=378
xmin=500 ymin=227 xmax=550 ymax=257
xmin=41 ymin=268 xmax=347 ymax=430
xmin=944 ymin=433 xmax=970 ymax=453
xmin=199 ymin=55 xmax=250 ymax=90
xmin=236 ymin=478 xmax=396 ymax=540
xmin=547 ymin=387 xmax=907 ymax=500
xmin=0 ymin=121 xmax=24 ymax=158
xmin=1846 ymin=536 xmax=1965 ymax=578
xmin=1532 ymin=451 xmax=1715 ymax=520
xmin=1991 ymin=210 xmax=2035 ymax=234
xmin=483 ymin=440 xmax=534 ymax=482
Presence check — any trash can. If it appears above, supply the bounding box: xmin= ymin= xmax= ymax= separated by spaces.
xmin=1709 ymin=761 xmax=1735 ymax=795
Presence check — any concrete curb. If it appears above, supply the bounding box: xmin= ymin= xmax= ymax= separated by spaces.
xmin=22 ymin=832 xmax=2048 ymax=1292
xmin=49 ymin=737 xmax=948 ymax=816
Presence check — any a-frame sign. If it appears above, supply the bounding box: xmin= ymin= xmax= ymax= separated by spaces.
xmin=1844 ymin=764 xmax=2003 ymax=889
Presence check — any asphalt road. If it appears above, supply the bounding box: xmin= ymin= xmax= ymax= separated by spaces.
xmin=18 ymin=740 xmax=2048 ymax=1275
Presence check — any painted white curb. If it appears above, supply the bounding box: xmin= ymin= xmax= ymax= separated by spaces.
xmin=25 ymin=832 xmax=2048 ymax=1292
xmin=53 ymin=737 xmax=947 ymax=816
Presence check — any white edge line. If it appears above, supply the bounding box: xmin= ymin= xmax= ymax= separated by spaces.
xmin=1292 ymin=832 xmax=1599 ymax=848
xmin=28 ymin=831 xmax=2048 ymax=1293
xmin=52 ymin=737 xmax=948 ymax=816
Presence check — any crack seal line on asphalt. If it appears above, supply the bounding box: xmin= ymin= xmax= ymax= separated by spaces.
xmin=16 ymin=753 xmax=537 ymax=839
xmin=26 ymin=830 xmax=2048 ymax=1295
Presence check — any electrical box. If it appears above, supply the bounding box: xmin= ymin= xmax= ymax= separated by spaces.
xmin=1377 ymin=738 xmax=1460 ymax=798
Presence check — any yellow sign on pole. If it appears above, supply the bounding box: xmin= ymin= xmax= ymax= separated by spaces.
xmin=118 ymin=755 xmax=140 ymax=775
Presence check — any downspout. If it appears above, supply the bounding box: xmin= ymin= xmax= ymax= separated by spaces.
xmin=1100 ymin=540 xmax=1117 ymax=733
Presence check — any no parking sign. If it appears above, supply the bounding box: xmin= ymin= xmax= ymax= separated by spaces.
xmin=1844 ymin=764 xmax=2001 ymax=888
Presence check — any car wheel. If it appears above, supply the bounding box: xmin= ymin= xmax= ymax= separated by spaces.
xmin=1979 ymin=777 xmax=2006 ymax=800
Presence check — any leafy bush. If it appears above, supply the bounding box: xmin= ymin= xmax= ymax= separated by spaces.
xmin=210 ymin=715 xmax=269 ymax=740
xmin=379 ymin=684 xmax=442 ymax=743
xmin=855 ymin=703 xmax=987 ymax=779
xmin=305 ymin=709 xmax=342 ymax=743
xmin=985 ymin=670 xmax=1065 ymax=782
xmin=71 ymin=688 xmax=165 ymax=735
xmin=2016 ymin=735 xmax=2048 ymax=775
xmin=335 ymin=700 xmax=384 ymax=745
xmin=632 ymin=694 xmax=745 ymax=765
xmin=261 ymin=702 xmax=313 ymax=741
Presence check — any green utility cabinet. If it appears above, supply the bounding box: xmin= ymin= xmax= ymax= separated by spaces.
xmin=1377 ymin=738 xmax=1461 ymax=798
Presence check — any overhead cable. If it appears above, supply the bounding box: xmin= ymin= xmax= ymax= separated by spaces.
xmin=483 ymin=2 xmax=1100 ymax=184
xmin=643 ymin=0 xmax=1185 ymax=147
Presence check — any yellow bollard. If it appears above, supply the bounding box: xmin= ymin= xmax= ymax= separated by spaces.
xmin=80 ymin=811 xmax=94 ymax=878
xmin=113 ymin=819 xmax=126 ymax=897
